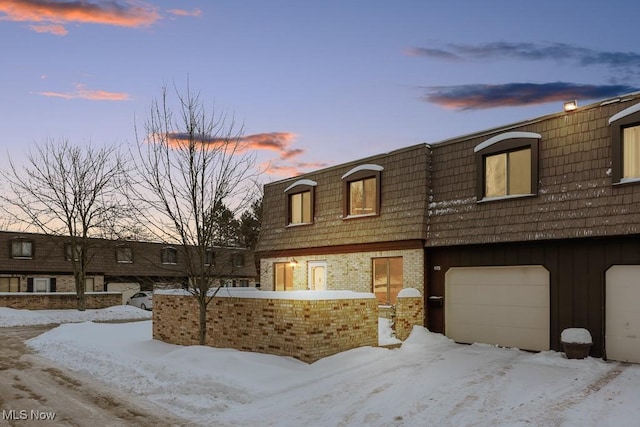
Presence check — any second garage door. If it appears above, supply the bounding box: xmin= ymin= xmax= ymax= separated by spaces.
xmin=445 ymin=265 xmax=550 ymax=351
xmin=606 ymin=266 xmax=640 ymax=363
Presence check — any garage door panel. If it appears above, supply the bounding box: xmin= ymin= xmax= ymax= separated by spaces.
xmin=447 ymin=266 xmax=548 ymax=286
xmin=606 ymin=266 xmax=640 ymax=363
xmin=448 ymin=284 xmax=548 ymax=307
xmin=448 ymin=304 xmax=548 ymax=329
xmin=445 ymin=266 xmax=550 ymax=352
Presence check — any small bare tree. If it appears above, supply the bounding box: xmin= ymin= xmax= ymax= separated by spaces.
xmin=129 ymin=83 xmax=258 ymax=345
xmin=0 ymin=140 xmax=125 ymax=310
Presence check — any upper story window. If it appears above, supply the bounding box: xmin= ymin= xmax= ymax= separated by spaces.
xmin=205 ymin=248 xmax=215 ymax=266
xmin=232 ymin=253 xmax=245 ymax=268
xmin=161 ymin=247 xmax=177 ymax=265
xmin=284 ymin=179 xmax=316 ymax=225
xmin=64 ymin=243 xmax=82 ymax=262
xmin=609 ymin=102 xmax=640 ymax=183
xmin=11 ymin=238 xmax=33 ymax=259
xmin=116 ymin=245 xmax=133 ymax=263
xmin=342 ymin=164 xmax=383 ymax=217
xmin=474 ymin=132 xmax=540 ymax=201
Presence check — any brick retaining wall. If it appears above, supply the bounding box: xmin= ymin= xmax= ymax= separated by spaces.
xmin=153 ymin=290 xmax=378 ymax=363
xmin=0 ymin=292 xmax=122 ymax=310
xmin=395 ymin=295 xmax=424 ymax=341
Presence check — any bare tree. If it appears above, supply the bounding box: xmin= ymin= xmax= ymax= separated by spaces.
xmin=129 ymin=83 xmax=258 ymax=345
xmin=0 ymin=140 xmax=125 ymax=310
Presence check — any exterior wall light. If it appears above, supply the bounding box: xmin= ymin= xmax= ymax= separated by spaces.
xmin=289 ymin=259 xmax=298 ymax=268
xmin=563 ymin=100 xmax=578 ymax=112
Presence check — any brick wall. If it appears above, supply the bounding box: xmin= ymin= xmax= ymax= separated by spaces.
xmin=260 ymin=248 xmax=424 ymax=295
xmin=153 ymin=291 xmax=379 ymax=363
xmin=0 ymin=292 xmax=122 ymax=310
xmin=395 ymin=295 xmax=424 ymax=340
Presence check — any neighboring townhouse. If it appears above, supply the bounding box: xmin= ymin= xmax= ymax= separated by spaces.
xmin=0 ymin=231 xmax=257 ymax=300
xmin=257 ymin=92 xmax=640 ymax=362
xmin=256 ymin=144 xmax=429 ymax=305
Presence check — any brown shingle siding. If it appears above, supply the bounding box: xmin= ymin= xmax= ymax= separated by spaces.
xmin=257 ymin=144 xmax=430 ymax=253
xmin=427 ymin=94 xmax=640 ymax=246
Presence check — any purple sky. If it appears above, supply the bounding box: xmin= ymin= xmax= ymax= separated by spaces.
xmin=2 ymin=0 xmax=639 ymax=181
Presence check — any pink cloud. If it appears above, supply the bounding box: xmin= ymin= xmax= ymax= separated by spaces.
xmin=0 ymin=0 xmax=161 ymax=35
xmin=34 ymin=84 xmax=131 ymax=101
xmin=167 ymin=8 xmax=202 ymax=17
xmin=28 ymin=23 xmax=67 ymax=35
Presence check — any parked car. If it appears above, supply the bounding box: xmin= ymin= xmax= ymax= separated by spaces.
xmin=126 ymin=291 xmax=153 ymax=310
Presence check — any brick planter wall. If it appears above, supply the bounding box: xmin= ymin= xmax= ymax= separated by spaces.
xmin=395 ymin=294 xmax=424 ymax=341
xmin=153 ymin=290 xmax=378 ymax=363
xmin=0 ymin=292 xmax=122 ymax=310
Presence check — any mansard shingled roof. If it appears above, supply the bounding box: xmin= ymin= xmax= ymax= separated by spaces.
xmin=257 ymin=144 xmax=430 ymax=253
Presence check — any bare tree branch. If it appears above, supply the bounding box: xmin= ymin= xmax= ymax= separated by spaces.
xmin=127 ymin=82 xmax=260 ymax=344
xmin=0 ymin=139 xmax=126 ymax=310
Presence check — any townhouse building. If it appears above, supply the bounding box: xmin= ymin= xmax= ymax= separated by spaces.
xmin=257 ymin=92 xmax=640 ymax=362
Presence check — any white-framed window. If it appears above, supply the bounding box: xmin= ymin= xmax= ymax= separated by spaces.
xmin=34 ymin=278 xmax=50 ymax=293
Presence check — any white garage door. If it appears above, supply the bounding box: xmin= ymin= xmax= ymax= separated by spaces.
xmin=445 ymin=266 xmax=550 ymax=351
xmin=606 ymin=266 xmax=640 ymax=363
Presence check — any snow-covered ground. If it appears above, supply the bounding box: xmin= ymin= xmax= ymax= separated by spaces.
xmin=3 ymin=307 xmax=639 ymax=426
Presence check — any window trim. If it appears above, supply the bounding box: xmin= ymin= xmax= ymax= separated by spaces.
xmin=610 ymin=103 xmax=640 ymax=184
xmin=342 ymin=164 xmax=383 ymax=218
xmin=10 ymin=238 xmax=34 ymax=259
xmin=284 ymin=179 xmax=316 ymax=226
xmin=475 ymin=132 xmax=540 ymax=201
xmin=160 ymin=246 xmax=178 ymax=265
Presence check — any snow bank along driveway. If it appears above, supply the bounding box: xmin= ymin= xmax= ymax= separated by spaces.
xmin=26 ymin=320 xmax=640 ymax=427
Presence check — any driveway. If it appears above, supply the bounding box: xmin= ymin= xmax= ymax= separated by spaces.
xmin=0 ymin=325 xmax=188 ymax=427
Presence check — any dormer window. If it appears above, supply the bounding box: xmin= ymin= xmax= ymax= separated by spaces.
xmin=11 ymin=238 xmax=33 ymax=259
xmin=161 ymin=247 xmax=177 ymax=264
xmin=284 ymin=179 xmax=316 ymax=225
xmin=475 ymin=132 xmax=540 ymax=201
xmin=342 ymin=164 xmax=383 ymax=217
xmin=116 ymin=245 xmax=133 ymax=263
xmin=65 ymin=243 xmax=82 ymax=262
xmin=610 ymin=103 xmax=640 ymax=183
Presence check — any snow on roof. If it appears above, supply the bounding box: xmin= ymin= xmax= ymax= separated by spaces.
xmin=341 ymin=164 xmax=384 ymax=180
xmin=608 ymin=102 xmax=640 ymax=124
xmin=474 ymin=132 xmax=542 ymax=153
xmin=283 ymin=179 xmax=318 ymax=193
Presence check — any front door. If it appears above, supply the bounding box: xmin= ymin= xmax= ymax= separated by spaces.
xmin=308 ymin=261 xmax=327 ymax=291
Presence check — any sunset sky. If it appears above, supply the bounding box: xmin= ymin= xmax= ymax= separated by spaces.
xmin=2 ymin=0 xmax=639 ymax=180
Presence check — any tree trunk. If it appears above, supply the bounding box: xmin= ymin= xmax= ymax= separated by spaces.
xmin=75 ymin=273 xmax=86 ymax=311
xmin=198 ymin=298 xmax=207 ymax=345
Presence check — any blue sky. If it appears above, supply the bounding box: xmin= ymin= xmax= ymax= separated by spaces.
xmin=2 ymin=0 xmax=639 ymax=180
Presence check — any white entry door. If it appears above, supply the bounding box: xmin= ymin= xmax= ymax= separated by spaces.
xmin=34 ymin=278 xmax=50 ymax=293
xmin=606 ymin=266 xmax=640 ymax=363
xmin=308 ymin=261 xmax=327 ymax=291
